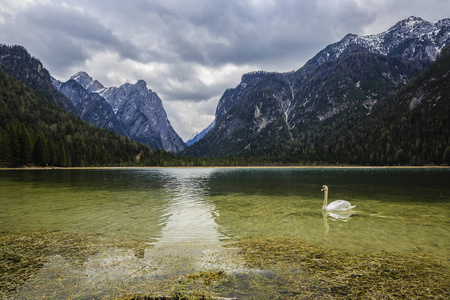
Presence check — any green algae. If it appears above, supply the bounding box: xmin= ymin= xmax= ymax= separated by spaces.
xmin=231 ymin=236 xmax=450 ymax=299
xmin=0 ymin=229 xmax=151 ymax=299
xmin=2 ymin=230 xmax=447 ymax=299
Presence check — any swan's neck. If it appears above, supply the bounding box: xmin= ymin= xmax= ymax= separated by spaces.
xmin=323 ymin=190 xmax=328 ymax=210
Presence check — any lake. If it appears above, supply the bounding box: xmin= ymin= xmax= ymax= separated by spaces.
xmin=1 ymin=167 xmax=449 ymax=298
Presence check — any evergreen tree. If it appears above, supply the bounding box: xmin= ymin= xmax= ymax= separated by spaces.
xmin=18 ymin=124 xmax=33 ymax=163
xmin=32 ymin=133 xmax=49 ymax=166
xmin=443 ymin=146 xmax=450 ymax=165
xmin=57 ymin=142 xmax=67 ymax=167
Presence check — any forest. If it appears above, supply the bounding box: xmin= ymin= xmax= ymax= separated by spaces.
xmin=0 ymin=69 xmax=259 ymax=167
xmin=0 ymin=70 xmax=181 ymax=167
xmin=184 ymin=46 xmax=450 ymax=166
xmin=1 ymin=44 xmax=449 ymax=167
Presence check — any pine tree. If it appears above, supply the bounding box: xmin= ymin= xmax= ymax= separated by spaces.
xmin=18 ymin=124 xmax=33 ymax=164
xmin=443 ymin=146 xmax=450 ymax=165
xmin=32 ymin=133 xmax=49 ymax=166
xmin=57 ymin=142 xmax=67 ymax=167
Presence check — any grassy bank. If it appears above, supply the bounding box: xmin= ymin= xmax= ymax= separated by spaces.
xmin=1 ymin=230 xmax=448 ymax=299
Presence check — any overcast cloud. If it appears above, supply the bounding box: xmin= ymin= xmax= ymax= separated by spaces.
xmin=1 ymin=0 xmax=449 ymax=140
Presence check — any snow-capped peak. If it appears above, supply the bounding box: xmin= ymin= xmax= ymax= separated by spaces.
xmin=310 ymin=16 xmax=450 ymax=67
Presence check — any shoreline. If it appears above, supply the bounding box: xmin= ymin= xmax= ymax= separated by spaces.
xmin=1 ymin=165 xmax=449 ymax=170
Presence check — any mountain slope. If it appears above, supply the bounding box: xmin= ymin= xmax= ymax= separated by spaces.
xmin=101 ymin=79 xmax=186 ymax=153
xmin=305 ymin=16 xmax=450 ymax=70
xmin=185 ymin=53 xmax=423 ymax=157
xmin=0 ymin=44 xmax=76 ymax=114
xmin=57 ymin=77 xmax=127 ymax=136
xmin=185 ymin=120 xmax=216 ymax=146
xmin=56 ymin=72 xmax=186 ymax=153
xmin=288 ymin=52 xmax=423 ymax=132
xmin=0 ymin=69 xmax=154 ymax=167
xmin=184 ymin=16 xmax=450 ymax=164
xmin=286 ymin=45 xmax=450 ymax=165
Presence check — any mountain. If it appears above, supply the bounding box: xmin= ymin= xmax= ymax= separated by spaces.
xmin=293 ymin=45 xmax=450 ymax=165
xmin=0 ymin=45 xmax=77 ymax=115
xmin=185 ymin=120 xmax=216 ymax=146
xmin=55 ymin=75 xmax=127 ymax=136
xmin=55 ymin=72 xmax=186 ymax=153
xmin=305 ymin=16 xmax=450 ymax=70
xmin=0 ymin=69 xmax=156 ymax=167
xmin=183 ymin=16 xmax=450 ymax=165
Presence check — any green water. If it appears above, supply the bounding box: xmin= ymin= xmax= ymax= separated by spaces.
xmin=1 ymin=167 xmax=449 ymax=298
xmin=1 ymin=168 xmax=448 ymax=255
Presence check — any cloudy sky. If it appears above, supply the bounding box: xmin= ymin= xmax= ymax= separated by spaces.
xmin=1 ymin=0 xmax=449 ymax=140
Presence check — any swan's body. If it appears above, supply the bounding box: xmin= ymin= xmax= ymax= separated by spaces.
xmin=321 ymin=185 xmax=355 ymax=212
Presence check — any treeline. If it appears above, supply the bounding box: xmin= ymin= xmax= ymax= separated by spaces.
xmin=1 ymin=45 xmax=448 ymax=168
xmin=0 ymin=70 xmax=155 ymax=167
xmin=243 ymin=48 xmax=450 ymax=166
xmin=0 ymin=44 xmax=76 ymax=113
xmin=0 ymin=69 xmax=266 ymax=168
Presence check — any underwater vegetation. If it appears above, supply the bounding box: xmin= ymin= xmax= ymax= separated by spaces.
xmin=1 ymin=230 xmax=448 ymax=299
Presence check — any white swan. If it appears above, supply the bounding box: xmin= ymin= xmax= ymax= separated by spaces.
xmin=321 ymin=185 xmax=356 ymax=212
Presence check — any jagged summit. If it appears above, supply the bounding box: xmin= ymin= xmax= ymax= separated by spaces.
xmin=389 ymin=16 xmax=429 ymax=31
xmin=136 ymin=79 xmax=146 ymax=86
xmin=308 ymin=16 xmax=450 ymax=68
xmin=70 ymin=71 xmax=105 ymax=93
xmin=70 ymin=71 xmax=92 ymax=83
xmin=134 ymin=79 xmax=150 ymax=94
xmin=184 ymin=16 xmax=450 ymax=158
xmin=55 ymin=72 xmax=186 ymax=153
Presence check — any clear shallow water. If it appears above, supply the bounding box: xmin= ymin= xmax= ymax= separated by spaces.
xmin=1 ymin=167 xmax=449 ymax=255
xmin=1 ymin=167 xmax=449 ymax=298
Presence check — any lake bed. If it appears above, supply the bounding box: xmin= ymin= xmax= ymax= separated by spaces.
xmin=1 ymin=167 xmax=449 ymax=299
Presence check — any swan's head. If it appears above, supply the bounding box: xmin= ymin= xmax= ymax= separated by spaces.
xmin=321 ymin=185 xmax=328 ymax=192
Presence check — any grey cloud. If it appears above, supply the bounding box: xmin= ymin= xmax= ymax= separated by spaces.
xmin=161 ymin=81 xmax=228 ymax=102
xmin=135 ymin=0 xmax=375 ymax=69
xmin=1 ymin=0 xmax=449 ymax=138
xmin=0 ymin=2 xmax=139 ymax=74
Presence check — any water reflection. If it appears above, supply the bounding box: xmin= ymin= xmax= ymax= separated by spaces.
xmin=157 ymin=168 xmax=221 ymax=241
xmin=2 ymin=167 xmax=448 ymax=255
xmin=13 ymin=169 xmax=244 ymax=298
xmin=2 ymin=168 xmax=449 ymax=298
xmin=322 ymin=210 xmax=356 ymax=235
xmin=145 ymin=168 xmax=239 ymax=275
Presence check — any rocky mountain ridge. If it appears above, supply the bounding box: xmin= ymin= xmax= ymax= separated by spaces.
xmin=54 ymin=76 xmax=127 ymax=137
xmin=55 ymin=71 xmax=186 ymax=153
xmin=185 ymin=120 xmax=215 ymax=147
xmin=184 ymin=16 xmax=450 ymax=159
xmin=306 ymin=16 xmax=450 ymax=70
xmin=0 ymin=44 xmax=185 ymax=153
xmin=0 ymin=44 xmax=76 ymax=114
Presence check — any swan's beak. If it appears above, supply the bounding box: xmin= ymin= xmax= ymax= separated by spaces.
xmin=321 ymin=187 xmax=324 ymax=192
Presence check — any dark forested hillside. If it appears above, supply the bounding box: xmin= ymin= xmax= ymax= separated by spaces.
xmin=184 ymin=52 xmax=425 ymax=160
xmin=245 ymin=46 xmax=450 ymax=165
xmin=183 ymin=17 xmax=449 ymax=165
xmin=0 ymin=45 xmax=76 ymax=114
xmin=0 ymin=70 xmax=155 ymax=167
